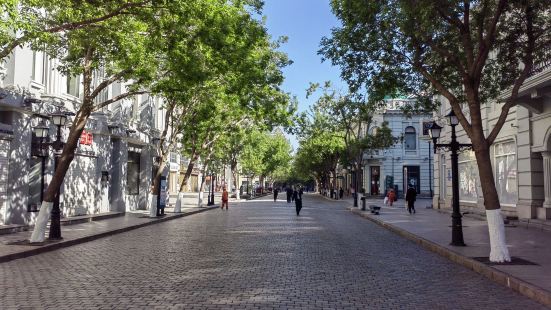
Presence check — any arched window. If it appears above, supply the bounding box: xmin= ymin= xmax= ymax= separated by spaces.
xmin=404 ymin=126 xmax=416 ymax=150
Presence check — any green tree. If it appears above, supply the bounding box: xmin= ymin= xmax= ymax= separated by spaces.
xmin=305 ymin=82 xmax=396 ymax=196
xmin=0 ymin=1 xmax=153 ymax=60
xmin=320 ymin=0 xmax=551 ymax=262
xmin=295 ymin=130 xmax=345 ymax=192
xmin=30 ymin=4 xmax=157 ymax=242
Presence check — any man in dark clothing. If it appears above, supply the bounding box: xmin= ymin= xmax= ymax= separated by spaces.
xmin=294 ymin=188 xmax=302 ymax=216
xmin=274 ymin=188 xmax=279 ymax=202
xmin=405 ymin=186 xmax=417 ymax=214
xmin=339 ymin=187 xmax=344 ymax=199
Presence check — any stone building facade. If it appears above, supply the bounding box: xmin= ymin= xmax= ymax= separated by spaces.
xmin=0 ymin=46 xmax=170 ymax=226
xmin=432 ymin=63 xmax=551 ymax=220
xmin=362 ymin=98 xmax=434 ymax=198
xmin=338 ymin=98 xmax=434 ymax=199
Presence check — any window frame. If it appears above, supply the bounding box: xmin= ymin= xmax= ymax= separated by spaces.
xmin=493 ymin=140 xmax=518 ymax=206
xmin=404 ymin=126 xmax=417 ymax=150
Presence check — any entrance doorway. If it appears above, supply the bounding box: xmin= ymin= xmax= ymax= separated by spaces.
xmin=370 ymin=166 xmax=380 ymax=195
xmin=403 ymin=166 xmax=420 ymax=194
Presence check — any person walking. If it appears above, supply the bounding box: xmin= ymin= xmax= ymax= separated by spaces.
xmin=273 ymin=188 xmax=279 ymax=202
xmin=291 ymin=186 xmax=295 ymax=202
xmin=339 ymin=187 xmax=344 ymax=199
xmin=387 ymin=189 xmax=396 ymax=207
xmin=294 ymin=188 xmax=303 ymax=216
xmin=221 ymin=187 xmax=229 ymax=210
xmin=405 ymin=186 xmax=417 ymax=214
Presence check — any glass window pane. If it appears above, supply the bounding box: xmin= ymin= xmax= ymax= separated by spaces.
xmin=494 ymin=141 xmax=517 ymax=205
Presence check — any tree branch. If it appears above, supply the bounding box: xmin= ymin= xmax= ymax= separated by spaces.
xmin=473 ymin=0 xmax=507 ymax=79
xmin=90 ymin=70 xmax=131 ymax=99
xmin=44 ymin=1 xmax=150 ymax=33
xmin=487 ymin=3 xmax=535 ymax=145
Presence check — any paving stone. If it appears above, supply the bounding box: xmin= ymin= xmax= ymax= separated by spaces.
xmin=0 ymin=195 xmax=546 ymax=309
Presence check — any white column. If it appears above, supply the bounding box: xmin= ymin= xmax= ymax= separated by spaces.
xmin=543 ymin=152 xmax=551 ymax=208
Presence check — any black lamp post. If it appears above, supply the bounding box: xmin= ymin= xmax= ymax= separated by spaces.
xmin=33 ymin=122 xmax=49 ymax=203
xmin=429 ymin=110 xmax=471 ymax=247
xmin=207 ymin=171 xmax=214 ymax=206
xmin=33 ymin=112 xmax=68 ymax=240
xmin=348 ymin=166 xmax=358 ymax=207
xmin=210 ymin=172 xmax=215 ymax=206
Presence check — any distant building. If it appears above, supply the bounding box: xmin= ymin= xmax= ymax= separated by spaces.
xmin=339 ymin=97 xmax=434 ymax=198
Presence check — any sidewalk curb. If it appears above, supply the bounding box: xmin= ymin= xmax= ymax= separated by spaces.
xmin=347 ymin=207 xmax=551 ymax=307
xmin=0 ymin=206 xmax=218 ymax=264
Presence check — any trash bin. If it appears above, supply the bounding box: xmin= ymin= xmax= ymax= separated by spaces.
xmin=361 ymin=196 xmax=366 ymax=211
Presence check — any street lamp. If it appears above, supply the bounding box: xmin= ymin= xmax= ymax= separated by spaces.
xmin=32 ymin=121 xmax=49 ymax=204
xmin=207 ymin=171 xmax=214 ymax=206
xmin=429 ymin=109 xmax=471 ymax=247
xmin=33 ymin=111 xmax=68 ymax=240
xmin=348 ymin=165 xmax=358 ymax=207
xmin=210 ymin=172 xmax=215 ymax=206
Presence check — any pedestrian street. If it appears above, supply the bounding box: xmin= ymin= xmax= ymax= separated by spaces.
xmin=0 ymin=194 xmax=545 ymax=309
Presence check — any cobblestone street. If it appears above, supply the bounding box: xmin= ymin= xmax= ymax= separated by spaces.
xmin=0 ymin=194 xmax=546 ymax=309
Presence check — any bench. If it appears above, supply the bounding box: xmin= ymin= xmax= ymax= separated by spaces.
xmin=369 ymin=205 xmax=381 ymax=215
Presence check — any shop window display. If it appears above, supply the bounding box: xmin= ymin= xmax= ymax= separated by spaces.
xmin=458 ymin=151 xmax=480 ymax=202
xmin=494 ymin=141 xmax=517 ymax=205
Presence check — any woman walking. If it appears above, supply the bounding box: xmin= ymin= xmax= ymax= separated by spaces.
xmin=221 ymin=187 xmax=229 ymax=210
xmin=294 ymin=187 xmax=303 ymax=216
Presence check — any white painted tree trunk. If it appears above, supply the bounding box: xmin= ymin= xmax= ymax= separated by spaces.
xmin=149 ymin=194 xmax=158 ymax=218
xmin=486 ymin=209 xmax=511 ymax=262
xmin=198 ymin=191 xmax=204 ymax=207
xmin=174 ymin=192 xmax=184 ymax=213
xmin=29 ymin=201 xmax=54 ymax=243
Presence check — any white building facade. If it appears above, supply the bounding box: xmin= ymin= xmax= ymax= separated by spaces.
xmin=361 ymin=98 xmax=434 ymax=198
xmin=0 ymin=46 xmax=168 ymax=226
xmin=432 ymin=62 xmax=551 ymax=221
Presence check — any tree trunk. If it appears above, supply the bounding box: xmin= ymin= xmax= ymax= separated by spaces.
xmin=30 ymin=106 xmax=92 ymax=243
xmin=473 ymin=142 xmax=511 ymax=262
xmin=197 ymin=166 xmax=207 ymax=207
xmin=230 ymin=160 xmax=240 ymax=200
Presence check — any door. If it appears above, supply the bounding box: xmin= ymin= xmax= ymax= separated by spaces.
xmin=370 ymin=166 xmax=380 ymax=195
xmin=0 ymin=140 xmax=9 ymax=224
xmin=403 ymin=166 xmax=420 ymax=194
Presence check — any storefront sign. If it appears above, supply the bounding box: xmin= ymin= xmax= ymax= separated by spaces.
xmin=159 ymin=177 xmax=168 ymax=208
xmin=79 ymin=130 xmax=93 ymax=145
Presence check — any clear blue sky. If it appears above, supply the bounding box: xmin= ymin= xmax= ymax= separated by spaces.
xmin=261 ymin=0 xmax=346 ymax=149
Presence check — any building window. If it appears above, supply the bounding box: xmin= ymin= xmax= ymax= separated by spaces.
xmin=66 ymin=75 xmax=80 ymax=97
xmin=458 ymin=151 xmax=480 ymax=202
xmin=494 ymin=141 xmax=517 ymax=205
xmin=127 ymin=152 xmax=140 ymax=195
xmin=404 ymin=126 xmax=416 ymax=150
xmin=170 ymin=152 xmax=178 ymax=163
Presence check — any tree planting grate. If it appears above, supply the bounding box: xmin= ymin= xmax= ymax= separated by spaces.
xmin=471 ymin=256 xmax=539 ymax=266
xmin=138 ymin=215 xmax=166 ymax=219
xmin=5 ymin=239 xmax=59 ymax=246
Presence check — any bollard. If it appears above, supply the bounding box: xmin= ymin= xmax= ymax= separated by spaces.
xmin=361 ymin=196 xmax=366 ymax=211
